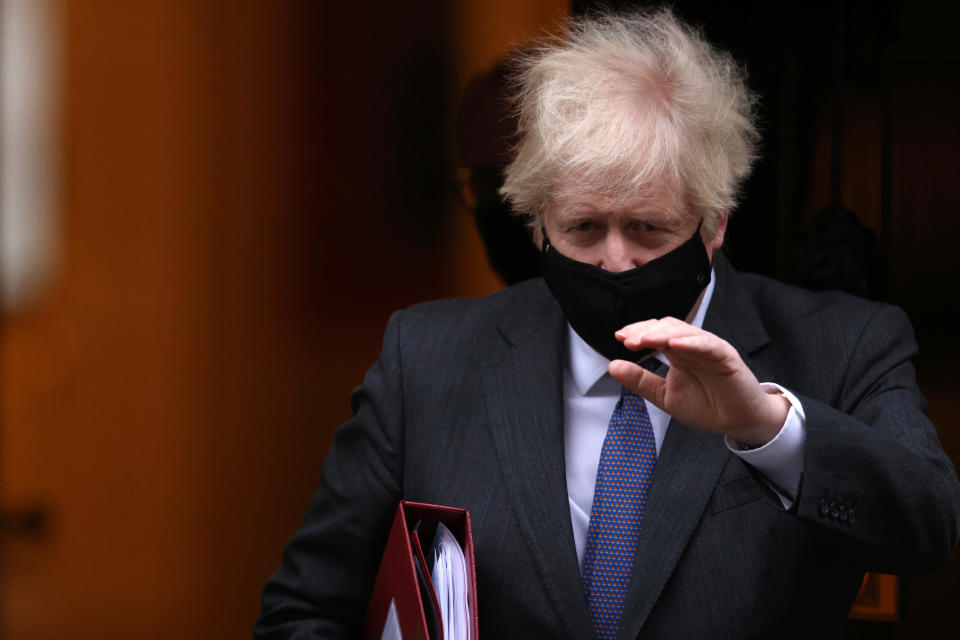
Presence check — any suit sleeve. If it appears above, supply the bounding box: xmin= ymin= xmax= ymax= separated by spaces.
xmin=794 ymin=304 xmax=960 ymax=573
xmin=254 ymin=312 xmax=407 ymax=639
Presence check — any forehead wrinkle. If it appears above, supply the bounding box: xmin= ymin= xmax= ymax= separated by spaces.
xmin=550 ymin=185 xmax=691 ymax=219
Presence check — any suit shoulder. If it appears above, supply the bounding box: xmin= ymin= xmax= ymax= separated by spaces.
xmin=396 ymin=278 xmax=548 ymax=326
xmin=386 ymin=278 xmax=550 ymax=354
xmin=737 ymin=270 xmax=900 ymax=326
xmin=730 ymin=270 xmax=918 ymax=382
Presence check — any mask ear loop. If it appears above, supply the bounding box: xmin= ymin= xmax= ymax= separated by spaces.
xmin=540 ymin=226 xmax=552 ymax=252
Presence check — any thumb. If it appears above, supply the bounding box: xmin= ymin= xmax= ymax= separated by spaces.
xmin=609 ymin=359 xmax=667 ymax=409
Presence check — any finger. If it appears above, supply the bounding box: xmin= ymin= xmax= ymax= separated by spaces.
xmin=621 ymin=322 xmax=703 ymax=351
xmin=609 ymin=359 xmax=667 ymax=409
xmin=664 ymin=335 xmax=740 ymax=369
xmin=614 ymin=318 xmax=664 ymax=343
xmin=615 ymin=316 xmax=692 ymax=341
xmin=650 ymin=346 xmax=735 ymax=378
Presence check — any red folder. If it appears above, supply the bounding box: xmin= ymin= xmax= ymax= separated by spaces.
xmin=363 ymin=501 xmax=479 ymax=640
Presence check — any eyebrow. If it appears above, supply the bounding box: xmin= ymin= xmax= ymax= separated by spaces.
xmin=557 ymin=208 xmax=683 ymax=228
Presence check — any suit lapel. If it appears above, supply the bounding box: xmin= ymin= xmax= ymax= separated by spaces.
xmin=479 ymin=282 xmax=596 ymax=640
xmin=704 ymin=253 xmax=775 ymax=383
xmin=616 ymin=252 xmax=773 ymax=639
xmin=615 ymin=423 xmax=729 ymax=639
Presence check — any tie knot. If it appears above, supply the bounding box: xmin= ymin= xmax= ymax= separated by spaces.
xmin=619 ymin=385 xmax=642 ymax=403
xmin=618 ymin=357 xmax=664 ymax=405
xmin=617 ymin=386 xmax=648 ymax=417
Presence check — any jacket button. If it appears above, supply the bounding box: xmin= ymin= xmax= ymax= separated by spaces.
xmin=848 ymin=509 xmax=857 ymax=525
xmin=818 ymin=498 xmax=829 ymax=516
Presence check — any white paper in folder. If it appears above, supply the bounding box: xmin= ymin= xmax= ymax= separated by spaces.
xmin=379 ymin=599 xmax=402 ymax=640
xmin=429 ymin=522 xmax=472 ymax=640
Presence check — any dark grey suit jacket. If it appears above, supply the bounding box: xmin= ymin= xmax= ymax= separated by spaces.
xmin=256 ymin=254 xmax=960 ymax=639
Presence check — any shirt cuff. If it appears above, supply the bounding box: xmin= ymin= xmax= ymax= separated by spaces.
xmin=724 ymin=383 xmax=806 ymax=509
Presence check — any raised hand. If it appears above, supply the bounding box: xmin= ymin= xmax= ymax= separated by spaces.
xmin=609 ymin=317 xmax=789 ymax=447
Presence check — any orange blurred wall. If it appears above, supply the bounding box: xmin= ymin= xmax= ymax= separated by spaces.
xmin=0 ymin=1 xmax=565 ymax=638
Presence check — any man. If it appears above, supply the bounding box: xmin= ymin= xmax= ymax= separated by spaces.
xmin=256 ymin=10 xmax=960 ymax=639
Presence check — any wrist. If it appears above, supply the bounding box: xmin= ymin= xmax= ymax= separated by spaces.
xmin=736 ymin=389 xmax=790 ymax=449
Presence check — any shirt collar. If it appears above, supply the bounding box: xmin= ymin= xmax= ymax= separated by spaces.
xmin=566 ymin=267 xmax=717 ymax=396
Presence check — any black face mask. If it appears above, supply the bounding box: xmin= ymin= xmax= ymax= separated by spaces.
xmin=541 ymin=224 xmax=712 ymax=362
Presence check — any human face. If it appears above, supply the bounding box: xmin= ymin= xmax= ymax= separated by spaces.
xmin=543 ymin=188 xmax=726 ymax=273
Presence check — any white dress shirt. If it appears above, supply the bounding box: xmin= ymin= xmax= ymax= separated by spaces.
xmin=563 ymin=270 xmax=807 ymax=569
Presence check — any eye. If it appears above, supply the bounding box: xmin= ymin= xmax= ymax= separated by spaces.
xmin=568 ymin=220 xmax=599 ymax=233
xmin=627 ymin=220 xmax=660 ymax=233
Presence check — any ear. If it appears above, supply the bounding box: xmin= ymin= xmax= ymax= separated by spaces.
xmin=704 ymin=210 xmax=728 ymax=253
xmin=536 ymin=206 xmax=552 ymax=249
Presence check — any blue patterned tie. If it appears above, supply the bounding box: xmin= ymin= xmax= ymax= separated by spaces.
xmin=582 ymin=385 xmax=657 ymax=640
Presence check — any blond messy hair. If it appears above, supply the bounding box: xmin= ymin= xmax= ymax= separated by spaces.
xmin=499 ymin=8 xmax=760 ymax=242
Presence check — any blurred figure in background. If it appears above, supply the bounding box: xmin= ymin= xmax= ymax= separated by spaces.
xmin=457 ymin=56 xmax=540 ymax=286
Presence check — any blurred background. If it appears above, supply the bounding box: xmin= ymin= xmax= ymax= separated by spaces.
xmin=0 ymin=0 xmax=957 ymax=638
